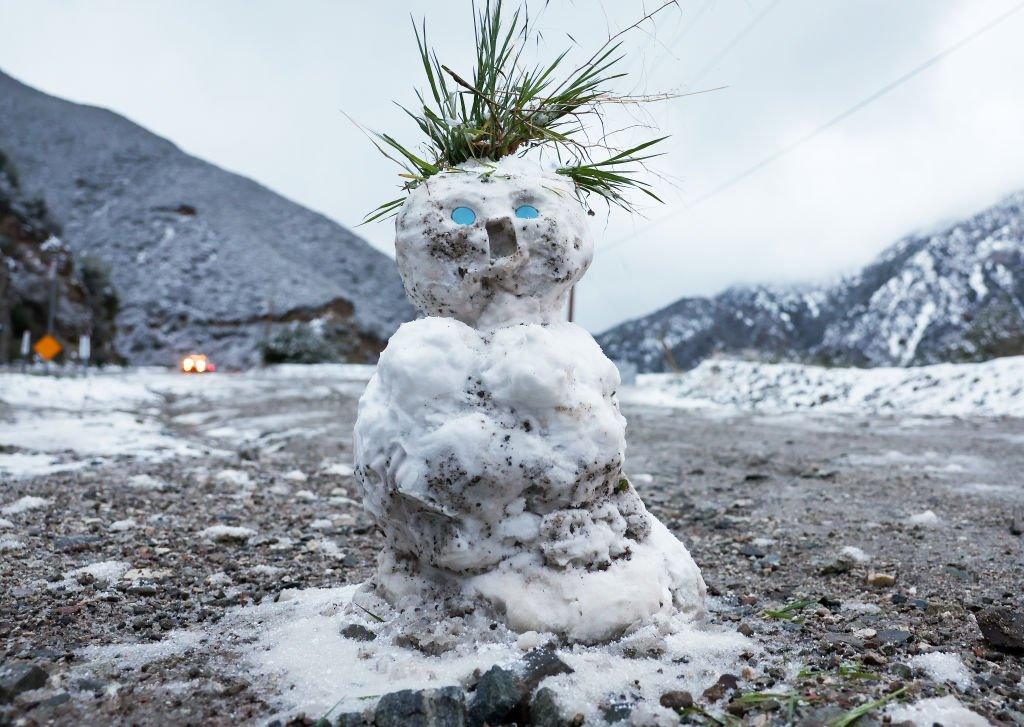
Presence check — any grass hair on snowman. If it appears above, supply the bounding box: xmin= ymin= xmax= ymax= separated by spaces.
xmin=360 ymin=0 xmax=685 ymax=224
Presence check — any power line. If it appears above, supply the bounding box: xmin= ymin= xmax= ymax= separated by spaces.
xmin=687 ymin=0 xmax=783 ymax=87
xmin=601 ymin=0 xmax=1024 ymax=254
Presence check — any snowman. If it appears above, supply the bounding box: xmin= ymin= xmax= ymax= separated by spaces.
xmin=353 ymin=156 xmax=706 ymax=646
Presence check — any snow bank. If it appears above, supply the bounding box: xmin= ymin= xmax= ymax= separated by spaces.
xmin=623 ymin=356 xmax=1024 ymax=417
xmin=887 ymin=696 xmax=991 ymax=726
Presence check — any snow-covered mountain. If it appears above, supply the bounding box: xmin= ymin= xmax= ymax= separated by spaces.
xmin=0 ymin=70 xmax=414 ymax=368
xmin=599 ymin=192 xmax=1024 ymax=372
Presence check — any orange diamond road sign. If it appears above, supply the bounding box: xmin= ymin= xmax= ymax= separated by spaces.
xmin=34 ymin=334 xmax=63 ymax=361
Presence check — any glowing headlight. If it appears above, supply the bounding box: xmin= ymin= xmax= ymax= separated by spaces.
xmin=182 ymin=357 xmax=194 ymax=372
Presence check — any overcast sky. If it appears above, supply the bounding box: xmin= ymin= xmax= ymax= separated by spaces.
xmin=2 ymin=0 xmax=1023 ymax=331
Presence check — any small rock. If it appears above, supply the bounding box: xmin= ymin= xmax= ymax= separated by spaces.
xmin=468 ymin=666 xmax=521 ymax=727
xmin=737 ymin=623 xmax=754 ymax=637
xmin=875 ymin=629 xmax=912 ymax=645
xmin=0 ymin=662 xmax=48 ymax=703
xmin=340 ymin=623 xmax=376 ymax=642
xmin=659 ymin=690 xmax=693 ymax=710
xmin=335 ymin=712 xmax=368 ymax=726
xmin=601 ymin=697 xmax=633 ymax=723
xmin=1010 ymin=510 xmax=1023 ymax=536
xmin=374 ymin=686 xmax=465 ymax=727
xmin=518 ymin=648 xmax=573 ymax=694
xmin=976 ymin=607 xmax=1024 ymax=653
xmin=530 ymin=688 xmax=569 ymax=727
xmin=702 ymin=674 xmax=739 ymax=703
xmin=866 ymin=572 xmax=896 ymax=587
xmin=54 ymin=535 xmax=102 ymax=552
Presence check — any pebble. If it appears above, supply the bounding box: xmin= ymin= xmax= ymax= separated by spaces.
xmin=866 ymin=572 xmax=896 ymax=587
xmin=518 ymin=648 xmax=573 ymax=693
xmin=976 ymin=607 xmax=1024 ymax=653
xmin=374 ymin=686 xmax=466 ymax=727
xmin=702 ymin=673 xmax=739 ymax=703
xmin=340 ymin=623 xmax=376 ymax=642
xmin=467 ymin=665 xmax=521 ymax=727
xmin=659 ymin=690 xmax=693 ymax=710
xmin=530 ymin=687 xmax=567 ymax=727
xmin=0 ymin=662 xmax=48 ymax=703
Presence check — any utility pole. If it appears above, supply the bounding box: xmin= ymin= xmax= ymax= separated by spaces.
xmin=46 ymin=259 xmax=58 ymax=334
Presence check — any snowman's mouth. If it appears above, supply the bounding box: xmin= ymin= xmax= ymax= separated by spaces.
xmin=486 ymin=217 xmax=518 ymax=260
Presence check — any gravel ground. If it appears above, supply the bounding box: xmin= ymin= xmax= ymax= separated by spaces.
xmin=1 ymin=369 xmax=1022 ymax=726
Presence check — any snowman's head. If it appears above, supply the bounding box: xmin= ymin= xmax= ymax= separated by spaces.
xmin=395 ymin=158 xmax=593 ymax=327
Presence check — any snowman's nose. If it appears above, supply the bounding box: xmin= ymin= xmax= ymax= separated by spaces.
xmin=486 ymin=217 xmax=518 ymax=260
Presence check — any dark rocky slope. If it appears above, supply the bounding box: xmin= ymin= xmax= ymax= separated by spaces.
xmin=0 ymin=152 xmax=119 ymax=364
xmin=0 ymin=70 xmax=414 ymax=368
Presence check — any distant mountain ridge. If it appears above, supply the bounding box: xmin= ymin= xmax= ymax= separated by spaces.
xmin=0 ymin=70 xmax=414 ymax=367
xmin=598 ymin=191 xmax=1024 ymax=372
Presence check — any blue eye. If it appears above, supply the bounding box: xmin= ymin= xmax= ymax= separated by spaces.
xmin=515 ymin=205 xmax=539 ymax=219
xmin=451 ymin=207 xmax=476 ymax=225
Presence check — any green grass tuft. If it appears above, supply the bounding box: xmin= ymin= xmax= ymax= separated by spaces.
xmin=362 ymin=0 xmax=677 ymax=221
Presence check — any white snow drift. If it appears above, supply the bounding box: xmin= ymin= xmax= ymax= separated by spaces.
xmin=623 ymin=355 xmax=1024 ymax=417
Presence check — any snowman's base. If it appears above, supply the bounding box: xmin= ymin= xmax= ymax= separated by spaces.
xmin=371 ymin=518 xmax=707 ymax=646
xmin=239 ymin=583 xmax=752 ymax=725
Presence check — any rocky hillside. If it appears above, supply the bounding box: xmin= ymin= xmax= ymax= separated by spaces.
xmin=599 ymin=191 xmax=1024 ymax=372
xmin=0 ymin=70 xmax=414 ymax=368
xmin=0 ymin=152 xmax=119 ymax=364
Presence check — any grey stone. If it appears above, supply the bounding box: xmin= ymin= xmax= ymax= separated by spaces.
xmin=340 ymin=623 xmax=376 ymax=642
xmin=529 ymin=688 xmax=570 ymax=727
xmin=976 ymin=607 xmax=1024 ymax=653
xmin=0 ymin=662 xmax=48 ymax=703
xmin=518 ymin=648 xmax=573 ymax=694
xmin=468 ymin=666 xmax=521 ymax=727
xmin=373 ymin=686 xmax=465 ymax=727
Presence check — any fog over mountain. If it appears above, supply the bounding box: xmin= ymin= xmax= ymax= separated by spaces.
xmin=599 ymin=192 xmax=1024 ymax=372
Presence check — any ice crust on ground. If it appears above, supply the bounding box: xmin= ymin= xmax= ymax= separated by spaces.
xmin=887 ymin=695 xmax=992 ymax=726
xmin=355 ymin=158 xmax=706 ymax=646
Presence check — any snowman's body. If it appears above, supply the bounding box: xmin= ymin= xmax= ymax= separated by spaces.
xmin=354 ymin=157 xmax=705 ymax=644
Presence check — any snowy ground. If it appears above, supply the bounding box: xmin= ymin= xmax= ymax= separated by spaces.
xmin=622 ymin=356 xmax=1024 ymax=418
xmin=1 ymin=362 xmax=1022 ymax=725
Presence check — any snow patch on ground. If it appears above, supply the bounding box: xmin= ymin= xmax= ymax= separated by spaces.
xmin=0 ymin=452 xmax=86 ymax=478
xmin=0 ymin=537 xmax=25 ymax=551
xmin=906 ymin=510 xmax=943 ymax=528
xmin=623 ymin=356 xmax=1024 ymax=417
xmin=216 ymin=586 xmax=750 ymax=723
xmin=887 ymin=695 xmax=992 ymax=726
xmin=200 ymin=525 xmax=256 ymax=542
xmin=839 ymin=546 xmax=871 ymax=564
xmin=2 ymin=495 xmax=52 ymax=515
xmin=910 ymin=651 xmax=974 ymax=689
xmin=80 ymin=629 xmax=205 ymax=670
xmin=65 ymin=561 xmax=131 ymax=585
